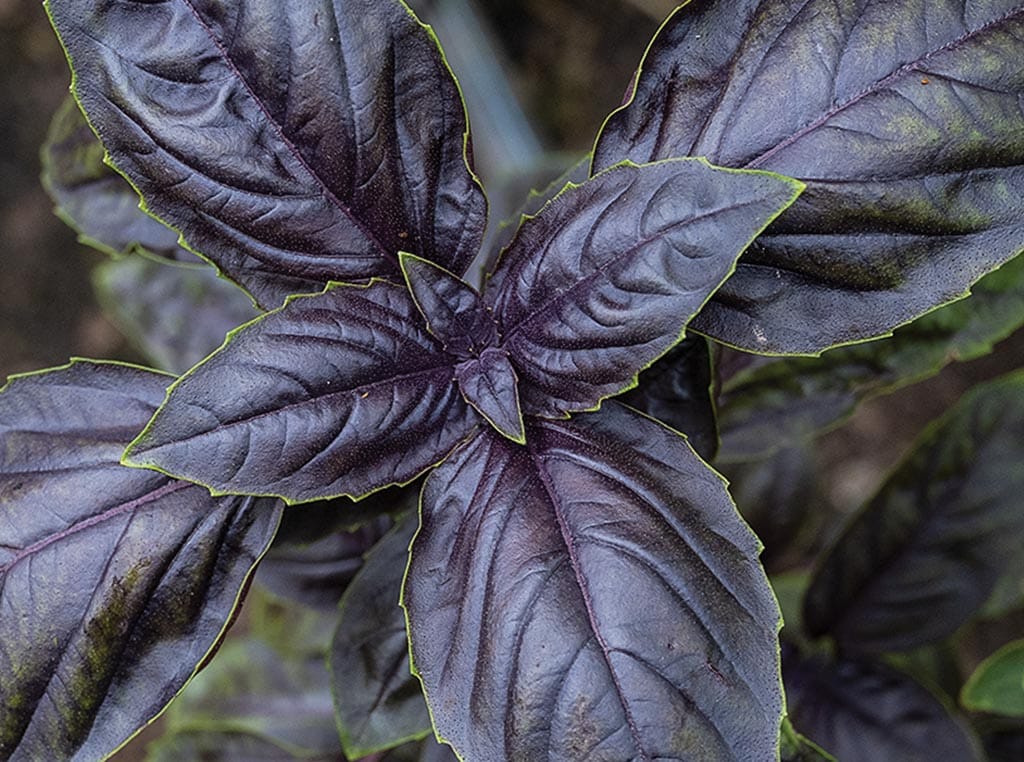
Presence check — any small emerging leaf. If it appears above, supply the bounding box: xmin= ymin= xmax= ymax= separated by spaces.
xmin=454 ymin=348 xmax=525 ymax=443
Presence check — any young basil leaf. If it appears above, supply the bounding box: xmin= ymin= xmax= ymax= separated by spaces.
xmin=487 ymin=158 xmax=802 ymax=418
xmin=783 ymin=645 xmax=983 ymax=761
xmin=0 ymin=361 xmax=282 ymax=762
xmin=41 ymin=95 xmax=195 ymax=263
xmin=594 ymin=0 xmax=1024 ymax=354
xmin=330 ymin=513 xmax=432 ymax=758
xmin=151 ymin=638 xmax=341 ymax=761
xmin=399 ymin=252 xmax=499 ymax=359
xmin=123 ymin=280 xmax=479 ymax=504
xmin=404 ymin=402 xmax=782 ymax=761
xmin=718 ymin=253 xmax=1024 ymax=461
xmin=960 ymin=639 xmax=1024 ymax=717
xmin=803 ymin=369 xmax=1024 ymax=653
xmin=45 ymin=0 xmax=486 ymax=308
xmin=617 ymin=335 xmax=718 ymax=461
xmin=93 ymin=256 xmax=260 ymax=375
xmin=453 ymin=347 xmax=526 ymax=444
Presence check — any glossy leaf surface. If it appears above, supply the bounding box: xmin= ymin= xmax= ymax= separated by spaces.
xmin=454 ymin=347 xmax=525 ymax=443
xmin=783 ymin=646 xmax=981 ymax=762
xmin=594 ymin=0 xmax=1024 ymax=353
xmin=487 ymin=158 xmax=802 ymax=418
xmin=961 ymin=640 xmax=1024 ymax=716
xmin=124 ymin=281 xmax=478 ymax=503
xmin=617 ymin=335 xmax=717 ymax=461
xmin=150 ymin=638 xmax=341 ymax=761
xmin=718 ymin=253 xmax=1024 ymax=461
xmin=405 ymin=402 xmax=782 ymax=761
xmin=804 ymin=370 xmax=1024 ymax=652
xmin=41 ymin=95 xmax=193 ymax=263
xmin=400 ymin=253 xmax=498 ymax=359
xmin=331 ymin=514 xmax=431 ymax=757
xmin=94 ymin=256 xmax=259 ymax=375
xmin=46 ymin=0 xmax=486 ymax=307
xmin=0 ymin=361 xmax=281 ymax=761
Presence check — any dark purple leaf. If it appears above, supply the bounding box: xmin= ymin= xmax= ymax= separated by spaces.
xmin=783 ymin=645 xmax=982 ymax=761
xmin=45 ymin=0 xmax=486 ymax=307
xmin=41 ymin=95 xmax=195 ymax=263
xmin=123 ymin=280 xmax=479 ymax=503
xmin=803 ymin=370 xmax=1024 ymax=653
xmin=93 ymin=256 xmax=260 ymax=375
xmin=0 ymin=361 xmax=281 ymax=761
xmin=617 ymin=335 xmax=718 ymax=461
xmin=330 ymin=514 xmax=431 ymax=758
xmin=404 ymin=402 xmax=782 ymax=761
xmin=486 ymin=158 xmax=802 ymax=418
xmin=399 ymin=252 xmax=498 ymax=359
xmin=594 ymin=0 xmax=1024 ymax=354
xmin=454 ymin=347 xmax=525 ymax=443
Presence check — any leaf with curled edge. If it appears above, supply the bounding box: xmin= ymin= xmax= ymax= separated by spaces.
xmin=594 ymin=0 xmax=1024 ymax=354
xmin=45 ymin=0 xmax=486 ymax=308
xmin=330 ymin=513 xmax=432 ymax=758
xmin=123 ymin=280 xmax=479 ymax=504
xmin=93 ymin=256 xmax=260 ymax=375
xmin=486 ymin=158 xmax=802 ymax=419
xmin=0 ymin=360 xmax=282 ymax=762
xmin=41 ymin=95 xmax=196 ymax=263
xmin=783 ymin=645 xmax=982 ymax=762
xmin=404 ymin=402 xmax=782 ymax=761
xmin=717 ymin=252 xmax=1024 ymax=462
xmin=803 ymin=369 xmax=1024 ymax=654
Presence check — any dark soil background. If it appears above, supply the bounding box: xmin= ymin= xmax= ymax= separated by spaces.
xmin=1 ymin=0 xmax=1021 ymax=758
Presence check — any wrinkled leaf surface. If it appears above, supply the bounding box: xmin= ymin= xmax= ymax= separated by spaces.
xmin=46 ymin=0 xmax=486 ymax=307
xmin=405 ymin=403 xmax=782 ymax=761
xmin=594 ymin=0 xmax=1024 ymax=353
xmin=0 ymin=361 xmax=281 ymax=762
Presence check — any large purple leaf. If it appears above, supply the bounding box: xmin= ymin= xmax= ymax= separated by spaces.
xmin=486 ymin=158 xmax=802 ymax=418
xmin=404 ymin=402 xmax=782 ymax=761
xmin=593 ymin=0 xmax=1024 ymax=354
xmin=0 ymin=361 xmax=282 ymax=761
xmin=803 ymin=369 xmax=1024 ymax=653
xmin=123 ymin=280 xmax=479 ymax=503
xmin=44 ymin=0 xmax=486 ymax=308
xmin=41 ymin=95 xmax=195 ymax=263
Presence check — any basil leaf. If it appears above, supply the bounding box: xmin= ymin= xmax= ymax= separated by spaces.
xmin=454 ymin=348 xmax=525 ymax=443
xmin=594 ymin=0 xmax=1024 ymax=354
xmin=41 ymin=95 xmax=194 ymax=263
xmin=487 ymin=158 xmax=802 ymax=418
xmin=123 ymin=281 xmax=479 ymax=503
xmin=961 ymin=639 xmax=1024 ymax=717
xmin=46 ymin=0 xmax=486 ymax=307
xmin=783 ymin=646 xmax=982 ymax=761
xmin=804 ymin=370 xmax=1024 ymax=653
xmin=0 ymin=361 xmax=281 ymax=761
xmin=331 ymin=514 xmax=431 ymax=758
xmin=405 ymin=403 xmax=782 ymax=761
